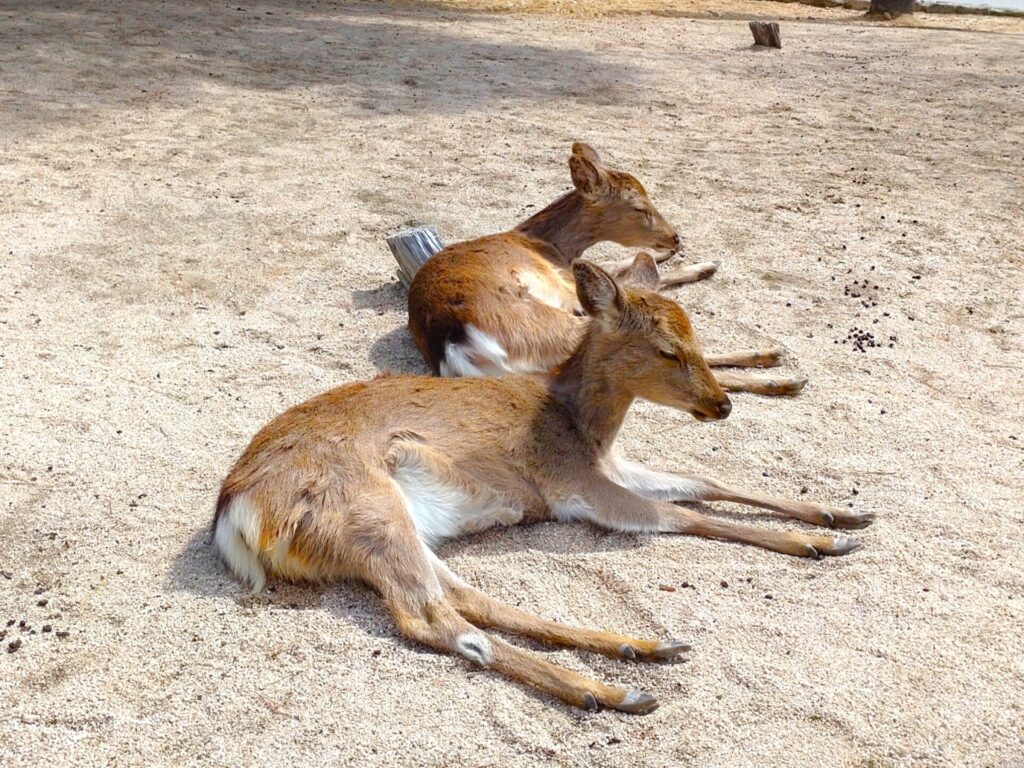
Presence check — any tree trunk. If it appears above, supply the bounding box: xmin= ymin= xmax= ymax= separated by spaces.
xmin=869 ymin=0 xmax=915 ymax=15
xmin=386 ymin=226 xmax=446 ymax=289
xmin=748 ymin=21 xmax=782 ymax=49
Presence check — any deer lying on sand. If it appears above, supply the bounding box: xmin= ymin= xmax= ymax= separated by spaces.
xmin=215 ymin=261 xmax=871 ymax=714
xmin=407 ymin=142 xmax=805 ymax=396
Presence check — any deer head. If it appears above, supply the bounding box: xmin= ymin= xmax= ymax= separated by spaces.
xmin=569 ymin=143 xmax=680 ymax=254
xmin=573 ymin=259 xmax=731 ymax=422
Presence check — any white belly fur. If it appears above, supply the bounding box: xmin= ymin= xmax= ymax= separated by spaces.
xmin=389 ymin=456 xmax=524 ymax=547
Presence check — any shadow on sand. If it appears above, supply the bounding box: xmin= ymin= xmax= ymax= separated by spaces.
xmin=2 ymin=0 xmax=647 ymax=133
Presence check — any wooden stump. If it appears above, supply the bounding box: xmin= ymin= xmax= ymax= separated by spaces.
xmin=386 ymin=225 xmax=446 ymax=289
xmin=749 ymin=21 xmax=782 ymax=49
xmin=869 ymin=0 xmax=914 ymax=15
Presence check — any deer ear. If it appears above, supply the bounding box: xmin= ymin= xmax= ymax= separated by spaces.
xmin=569 ymin=144 xmax=611 ymax=199
xmin=571 ymin=142 xmax=601 ymax=165
xmin=573 ymin=260 xmax=622 ymax=319
xmin=618 ymin=252 xmax=660 ymax=290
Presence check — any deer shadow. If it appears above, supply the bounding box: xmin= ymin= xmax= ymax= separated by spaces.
xmin=164 ymin=512 xmax=682 ymax=715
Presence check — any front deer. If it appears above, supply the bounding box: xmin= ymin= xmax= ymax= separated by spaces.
xmin=407 ymin=142 xmax=804 ymax=396
xmin=215 ymin=262 xmax=871 ymax=713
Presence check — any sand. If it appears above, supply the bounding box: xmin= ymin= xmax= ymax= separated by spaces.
xmin=1 ymin=1 xmax=1022 ymax=766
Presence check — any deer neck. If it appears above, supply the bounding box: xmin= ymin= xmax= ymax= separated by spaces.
xmin=515 ymin=191 xmax=603 ymax=265
xmin=550 ymin=329 xmax=633 ymax=456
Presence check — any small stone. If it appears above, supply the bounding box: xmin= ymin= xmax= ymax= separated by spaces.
xmin=42 ymin=624 xmax=52 ymax=633
xmin=658 ymin=583 xmax=676 ymax=593
xmin=36 ymin=599 xmax=48 ymax=607
xmin=55 ymin=630 xmax=70 ymax=639
xmin=720 ymin=581 xmax=729 ymax=589
xmin=7 ymin=639 xmax=22 ymax=653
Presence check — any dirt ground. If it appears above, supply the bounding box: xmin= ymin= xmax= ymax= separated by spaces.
xmin=1 ymin=1 xmax=1022 ymax=766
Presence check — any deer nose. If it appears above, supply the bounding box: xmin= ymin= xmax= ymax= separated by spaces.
xmin=717 ymin=398 xmax=732 ymax=419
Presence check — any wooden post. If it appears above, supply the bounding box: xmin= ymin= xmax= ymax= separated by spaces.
xmin=386 ymin=225 xmax=446 ymax=289
xmin=869 ymin=0 xmax=914 ymax=15
xmin=749 ymin=21 xmax=782 ymax=49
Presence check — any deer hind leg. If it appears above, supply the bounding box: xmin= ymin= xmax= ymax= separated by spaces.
xmin=712 ymin=370 xmax=807 ymax=396
xmin=431 ymin=557 xmax=688 ymax=663
xmin=365 ymin=528 xmax=659 ymax=713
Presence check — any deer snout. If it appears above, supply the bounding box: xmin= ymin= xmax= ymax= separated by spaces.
xmin=671 ymin=232 xmax=682 ymax=251
xmin=692 ymin=396 xmax=731 ymax=422
xmin=717 ymin=398 xmax=732 ymax=419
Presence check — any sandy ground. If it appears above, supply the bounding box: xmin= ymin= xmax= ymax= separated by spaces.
xmin=1 ymin=1 xmax=1023 ymax=766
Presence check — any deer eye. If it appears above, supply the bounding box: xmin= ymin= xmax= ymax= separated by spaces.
xmin=658 ymin=349 xmax=680 ymax=363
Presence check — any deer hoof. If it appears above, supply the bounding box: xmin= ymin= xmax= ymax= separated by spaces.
xmin=615 ymin=690 xmax=660 ymax=715
xmin=816 ymin=536 xmax=862 ymax=557
xmin=653 ymin=640 xmax=691 ymax=660
xmin=583 ymin=693 xmax=599 ymax=712
xmin=758 ymin=347 xmax=785 ymax=367
xmin=619 ymin=644 xmax=637 ymax=660
xmin=831 ymin=509 xmax=876 ymax=530
xmin=771 ymin=376 xmax=808 ymax=396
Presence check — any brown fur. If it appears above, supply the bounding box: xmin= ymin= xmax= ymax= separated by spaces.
xmin=407 ymin=143 xmax=806 ymax=395
xmin=215 ymin=263 xmax=871 ymax=713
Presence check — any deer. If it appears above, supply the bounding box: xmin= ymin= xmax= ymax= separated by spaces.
xmin=406 ymin=142 xmax=806 ymax=397
xmin=214 ymin=261 xmax=873 ymax=714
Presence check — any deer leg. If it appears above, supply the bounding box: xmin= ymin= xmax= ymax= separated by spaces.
xmin=565 ymin=477 xmax=860 ymax=558
xmin=703 ymin=347 xmax=784 ymax=368
xmin=431 ymin=558 xmax=688 ymax=663
xmin=605 ymin=457 xmax=873 ymax=530
xmin=658 ymin=261 xmax=720 ymax=288
xmin=712 ymin=370 xmax=807 ymax=396
xmin=675 ymin=475 xmax=875 ymax=530
xmin=658 ymin=505 xmax=861 ymax=558
xmin=371 ymin=554 xmax=657 ymax=713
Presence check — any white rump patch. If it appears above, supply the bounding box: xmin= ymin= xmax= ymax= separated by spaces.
xmin=214 ymin=493 xmax=267 ymax=593
xmin=604 ymin=455 xmax=705 ymax=502
xmin=440 ymin=324 xmax=513 ymax=377
xmin=439 ymin=324 xmax=544 ymax=378
xmin=389 ymin=453 xmax=523 ymax=547
xmin=456 ymin=632 xmax=493 ymax=666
